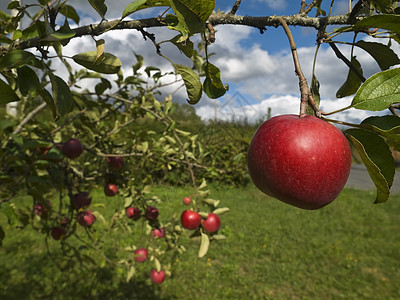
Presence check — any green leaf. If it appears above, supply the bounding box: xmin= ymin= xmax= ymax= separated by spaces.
xmin=351 ymin=68 xmax=400 ymax=110
xmin=174 ymin=64 xmax=202 ymax=104
xmin=355 ymin=41 xmax=400 ymax=71
xmin=50 ymin=75 xmax=73 ymax=117
xmin=360 ymin=115 xmax=400 ymax=150
xmin=198 ymin=231 xmax=210 ymax=258
xmin=39 ymin=88 xmax=57 ymax=119
xmin=346 ymin=129 xmax=395 ymax=203
xmin=123 ymin=0 xmax=169 ymax=18
xmin=17 ymin=66 xmax=41 ymax=97
xmin=126 ymin=266 xmax=135 ymax=282
xmin=212 ymin=207 xmax=230 ymax=215
xmin=0 ymin=50 xmax=43 ymax=70
xmin=203 ymin=63 xmax=227 ymax=99
xmin=306 ymin=75 xmax=321 ymax=116
xmin=122 ymin=0 xmax=148 ymax=18
xmin=336 ymin=57 xmax=363 ymax=98
xmin=72 ymin=51 xmax=122 ymax=74
xmin=88 ymin=0 xmax=107 ymax=19
xmin=59 ymin=4 xmax=80 ymax=24
xmin=170 ymin=35 xmax=194 ymax=58
xmin=95 ymin=78 xmax=112 ymax=95
xmin=0 ymin=79 xmax=20 ymax=104
xmin=353 ymin=14 xmax=400 ymax=34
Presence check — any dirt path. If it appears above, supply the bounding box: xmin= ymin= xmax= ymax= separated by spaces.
xmin=346 ymin=164 xmax=400 ymax=194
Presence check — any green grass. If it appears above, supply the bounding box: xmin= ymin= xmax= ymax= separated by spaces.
xmin=1 ymin=185 xmax=400 ymax=299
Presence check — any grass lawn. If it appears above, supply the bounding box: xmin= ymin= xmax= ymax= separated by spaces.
xmin=1 ymin=184 xmax=400 ymax=299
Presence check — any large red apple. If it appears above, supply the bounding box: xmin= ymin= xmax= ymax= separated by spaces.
xmin=61 ymin=138 xmax=83 ymax=159
xmin=181 ymin=210 xmax=201 ymax=229
xmin=247 ymin=114 xmax=352 ymax=210
xmin=202 ymin=213 xmax=220 ymax=233
xmin=150 ymin=269 xmax=165 ymax=284
xmin=71 ymin=192 xmax=92 ymax=210
xmin=77 ymin=210 xmax=96 ymax=227
xmin=104 ymin=183 xmax=118 ymax=197
xmin=107 ymin=156 xmax=124 ymax=170
xmin=134 ymin=248 xmax=148 ymax=263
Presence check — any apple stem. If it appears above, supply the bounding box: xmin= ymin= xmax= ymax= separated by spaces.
xmin=277 ymin=17 xmax=321 ymax=118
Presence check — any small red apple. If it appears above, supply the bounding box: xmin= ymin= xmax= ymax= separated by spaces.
xmin=183 ymin=196 xmax=191 ymax=206
xmin=104 ymin=183 xmax=118 ymax=197
xmin=150 ymin=269 xmax=165 ymax=284
xmin=71 ymin=192 xmax=92 ymax=210
xmin=77 ymin=210 xmax=96 ymax=227
xmin=107 ymin=156 xmax=124 ymax=170
xmin=126 ymin=207 xmax=141 ymax=220
xmin=134 ymin=248 xmax=148 ymax=263
xmin=51 ymin=227 xmax=66 ymax=240
xmin=146 ymin=206 xmax=159 ymax=220
xmin=247 ymin=114 xmax=352 ymax=210
xmin=181 ymin=210 xmax=201 ymax=230
xmin=152 ymin=227 xmax=165 ymax=238
xmin=202 ymin=213 xmax=221 ymax=233
xmin=62 ymin=138 xmax=83 ymax=159
xmin=33 ymin=201 xmax=52 ymax=217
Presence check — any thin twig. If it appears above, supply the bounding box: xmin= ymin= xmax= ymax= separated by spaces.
xmin=229 ymin=0 xmax=242 ymax=15
xmin=278 ymin=17 xmax=320 ymax=117
xmin=13 ymin=101 xmax=47 ymax=134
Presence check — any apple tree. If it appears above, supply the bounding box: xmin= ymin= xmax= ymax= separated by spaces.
xmin=0 ymin=0 xmax=400 ymax=284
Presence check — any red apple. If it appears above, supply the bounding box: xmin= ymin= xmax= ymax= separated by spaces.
xmin=183 ymin=196 xmax=191 ymax=205
xmin=104 ymin=183 xmax=118 ymax=197
xmin=51 ymin=227 xmax=66 ymax=240
xmin=202 ymin=213 xmax=220 ymax=233
xmin=150 ymin=269 xmax=165 ymax=284
xmin=146 ymin=206 xmax=159 ymax=220
xmin=152 ymin=227 xmax=165 ymax=238
xmin=71 ymin=192 xmax=92 ymax=210
xmin=126 ymin=207 xmax=141 ymax=220
xmin=107 ymin=156 xmax=124 ymax=170
xmin=180 ymin=210 xmax=201 ymax=230
xmin=77 ymin=210 xmax=96 ymax=227
xmin=247 ymin=114 xmax=352 ymax=210
xmin=62 ymin=138 xmax=83 ymax=159
xmin=33 ymin=200 xmax=52 ymax=217
xmin=134 ymin=248 xmax=148 ymax=263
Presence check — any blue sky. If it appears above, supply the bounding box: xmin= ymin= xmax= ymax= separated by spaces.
xmin=2 ymin=0 xmax=397 ymax=124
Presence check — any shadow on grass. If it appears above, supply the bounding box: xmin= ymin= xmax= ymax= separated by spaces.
xmin=0 ymin=243 xmax=169 ymax=300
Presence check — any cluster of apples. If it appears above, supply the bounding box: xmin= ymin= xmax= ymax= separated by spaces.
xmin=180 ymin=197 xmax=221 ymax=233
xmin=131 ymin=247 xmax=166 ymax=284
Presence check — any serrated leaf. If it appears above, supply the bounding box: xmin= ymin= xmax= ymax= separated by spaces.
xmin=351 ymin=68 xmax=400 ymax=110
xmin=73 ymin=51 xmax=121 ymax=74
xmin=88 ymin=0 xmax=107 ymax=19
xmin=346 ymin=129 xmax=394 ymax=203
xmin=0 ymin=79 xmax=20 ymax=104
xmin=203 ymin=62 xmax=226 ymax=99
xmin=212 ymin=207 xmax=229 ymax=215
xmin=174 ymin=64 xmax=202 ymax=104
xmin=198 ymin=231 xmax=210 ymax=258
xmin=17 ymin=66 xmax=41 ymax=97
xmin=50 ymin=75 xmax=73 ymax=117
xmin=356 ymin=40 xmax=400 ymax=71
xmin=337 ymin=57 xmax=363 ymax=98
xmin=353 ymin=14 xmax=400 ymax=34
